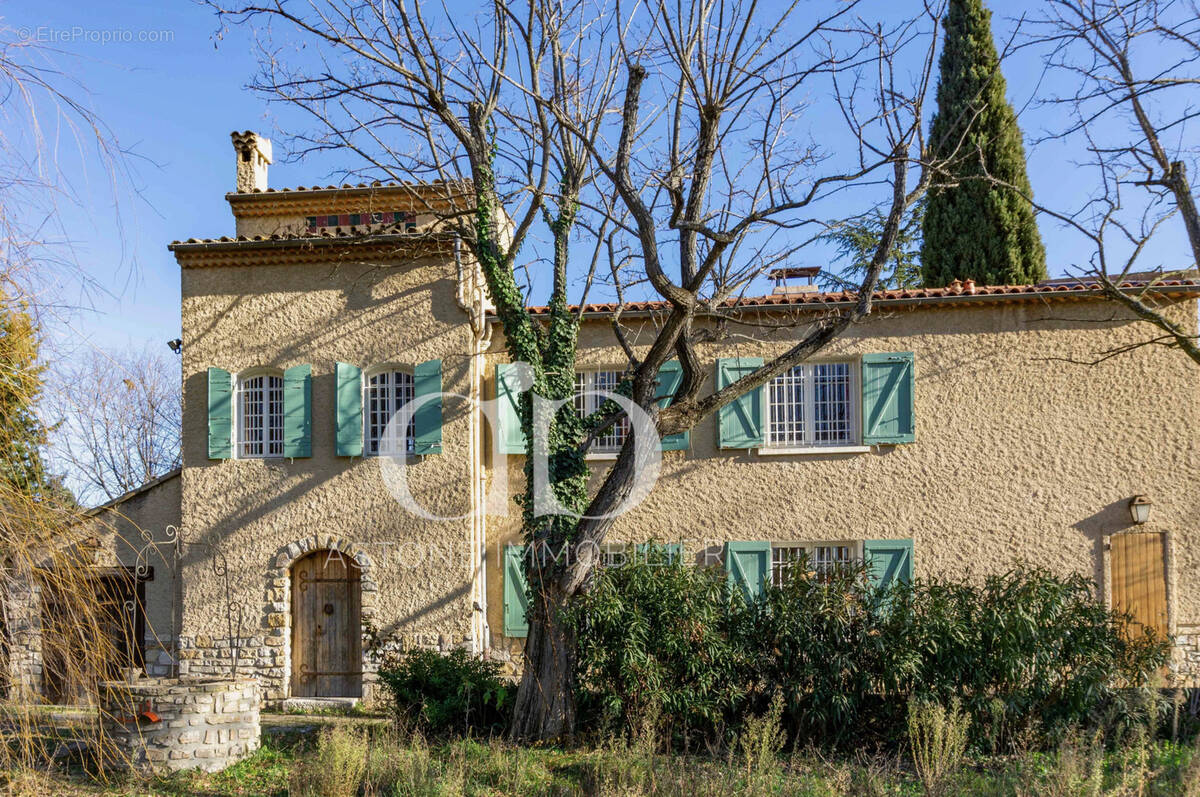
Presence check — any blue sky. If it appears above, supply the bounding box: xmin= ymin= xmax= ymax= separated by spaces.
xmin=4 ymin=0 xmax=341 ymax=357
xmin=3 ymin=0 xmax=1194 ymax=360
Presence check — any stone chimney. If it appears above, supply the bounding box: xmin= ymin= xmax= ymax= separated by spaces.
xmin=231 ymin=131 xmax=273 ymax=193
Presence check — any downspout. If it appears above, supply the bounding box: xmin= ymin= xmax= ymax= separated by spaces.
xmin=455 ymin=237 xmax=494 ymax=653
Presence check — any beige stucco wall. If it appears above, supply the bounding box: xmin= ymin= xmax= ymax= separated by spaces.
xmin=483 ymin=299 xmax=1200 ymax=680
xmin=178 ymin=251 xmax=484 ymax=703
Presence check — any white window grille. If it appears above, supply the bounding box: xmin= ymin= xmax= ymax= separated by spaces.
xmin=812 ymin=545 xmax=853 ymax=581
xmin=771 ymin=546 xmax=807 ymax=587
xmin=237 ymin=374 xmax=284 ymax=458
xmin=766 ymin=362 xmax=855 ymax=447
xmin=574 ymin=370 xmax=630 ymax=452
xmin=366 ymin=369 xmax=416 ymax=455
xmin=771 ymin=543 xmax=856 ymax=586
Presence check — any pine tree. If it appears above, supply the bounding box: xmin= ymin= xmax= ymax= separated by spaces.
xmin=0 ymin=298 xmax=48 ymax=495
xmin=921 ymin=0 xmax=1047 ymax=287
xmin=823 ymin=199 xmax=926 ymax=290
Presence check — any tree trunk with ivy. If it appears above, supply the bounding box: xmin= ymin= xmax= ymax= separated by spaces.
xmin=469 ymin=147 xmax=595 ymax=739
xmin=221 ymin=0 xmax=946 ymax=744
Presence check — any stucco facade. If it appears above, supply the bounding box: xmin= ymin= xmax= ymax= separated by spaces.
xmin=484 ymin=302 xmax=1200 ymax=681
xmin=144 ymin=133 xmax=1200 ymax=705
xmin=88 ymin=471 xmax=183 ymax=679
xmin=173 ymin=245 xmax=489 ymax=703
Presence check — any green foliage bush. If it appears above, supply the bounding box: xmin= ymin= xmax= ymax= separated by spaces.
xmin=743 ymin=556 xmax=917 ymax=746
xmin=570 ymin=556 xmax=1168 ymax=753
xmin=894 ymin=568 xmax=1168 ymax=751
xmin=570 ymin=551 xmax=749 ymax=748
xmin=377 ymin=648 xmax=511 ymax=737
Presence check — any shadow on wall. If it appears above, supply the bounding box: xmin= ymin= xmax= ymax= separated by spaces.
xmin=369 ymin=582 xmax=473 ymax=651
xmin=1072 ymin=497 xmax=1145 ymax=594
xmin=182 ymin=259 xmax=461 ymax=369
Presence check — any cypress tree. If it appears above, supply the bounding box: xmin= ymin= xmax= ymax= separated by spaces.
xmin=921 ymin=0 xmax=1047 ymax=287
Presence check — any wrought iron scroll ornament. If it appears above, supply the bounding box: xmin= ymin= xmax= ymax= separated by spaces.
xmin=126 ymin=524 xmax=246 ymax=677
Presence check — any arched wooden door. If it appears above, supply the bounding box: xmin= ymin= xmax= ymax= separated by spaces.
xmin=291 ymin=551 xmax=361 ymax=698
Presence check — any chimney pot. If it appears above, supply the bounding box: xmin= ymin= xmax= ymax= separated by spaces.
xmin=231 ymin=131 xmax=273 ymax=192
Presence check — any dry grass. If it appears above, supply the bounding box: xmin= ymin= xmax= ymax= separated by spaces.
xmin=908 ymin=696 xmax=971 ymax=796
xmin=7 ymin=712 xmax=1195 ymax=797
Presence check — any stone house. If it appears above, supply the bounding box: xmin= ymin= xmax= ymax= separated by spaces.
xmin=2 ymin=470 xmax=180 ymax=701
xmin=22 ymin=131 xmax=1200 ymax=705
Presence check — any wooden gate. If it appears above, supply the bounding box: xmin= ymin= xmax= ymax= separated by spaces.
xmin=1111 ymin=532 xmax=1168 ymax=641
xmin=291 ymin=551 xmax=361 ymax=698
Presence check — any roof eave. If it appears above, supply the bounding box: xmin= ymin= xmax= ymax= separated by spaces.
xmin=223 ymin=180 xmax=473 ymax=202
xmin=82 ymin=468 xmax=182 ymax=517
xmin=168 ymin=231 xmax=456 ymax=253
xmin=544 ymin=284 xmax=1200 ymax=318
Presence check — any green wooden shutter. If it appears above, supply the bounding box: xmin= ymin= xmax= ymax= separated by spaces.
xmin=503 ymin=544 xmax=530 ymax=637
xmin=654 ymin=360 xmax=689 ymax=451
xmin=335 ymin=362 xmax=363 ymax=457
xmin=207 ymin=367 xmax=233 ymax=460
xmin=861 ymin=352 xmax=915 ymax=444
xmin=283 ymin=364 xmax=312 ymax=458
xmin=413 ymin=359 xmax=443 ymax=455
xmin=495 ymin=363 xmax=528 ymax=455
xmin=863 ymin=539 xmax=913 ymax=587
xmin=724 ymin=541 xmax=771 ymax=602
xmin=717 ymin=357 xmax=765 ymax=449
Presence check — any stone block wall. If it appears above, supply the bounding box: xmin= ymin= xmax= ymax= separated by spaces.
xmin=2 ymin=574 xmax=43 ymax=700
xmin=177 ymin=635 xmax=287 ymax=702
xmin=144 ymin=634 xmax=178 ymax=678
xmin=101 ymin=678 xmax=260 ymax=773
xmin=1174 ymin=624 xmax=1200 ymax=686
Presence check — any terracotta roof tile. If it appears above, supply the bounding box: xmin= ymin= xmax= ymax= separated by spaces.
xmin=227 ymin=178 xmax=472 ymax=197
xmin=523 ymin=278 xmax=1200 ymax=315
xmin=169 ymin=222 xmax=423 ymax=247
xmin=166 ymin=229 xmax=1200 ymax=312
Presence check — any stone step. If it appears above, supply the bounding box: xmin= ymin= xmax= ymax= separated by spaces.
xmin=280 ymin=696 xmax=360 ymax=714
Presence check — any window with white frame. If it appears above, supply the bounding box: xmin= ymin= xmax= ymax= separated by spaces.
xmin=766 ymin=361 xmax=856 ymax=447
xmin=366 ymin=368 xmax=415 ymax=455
xmin=574 ymin=370 xmax=630 ymax=452
xmin=237 ymin=373 xmax=284 ymax=458
xmin=771 ymin=543 xmax=855 ymax=586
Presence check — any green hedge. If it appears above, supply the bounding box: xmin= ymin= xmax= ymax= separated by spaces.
xmin=570 ymin=555 xmax=1168 ymax=752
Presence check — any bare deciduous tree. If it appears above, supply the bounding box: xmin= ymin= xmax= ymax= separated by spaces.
xmin=47 ymin=346 xmax=182 ymax=505
xmin=216 ymin=0 xmax=950 ymax=740
xmin=0 ymin=27 xmax=154 ymax=775
xmin=1021 ymin=0 xmax=1200 ymax=363
xmin=0 ymin=25 xmax=132 ymax=311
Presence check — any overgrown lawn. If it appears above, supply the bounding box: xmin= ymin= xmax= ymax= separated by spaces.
xmin=8 ymin=716 xmax=1198 ymax=796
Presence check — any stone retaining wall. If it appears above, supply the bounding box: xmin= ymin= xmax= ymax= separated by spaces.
xmin=101 ymin=678 xmax=260 ymax=773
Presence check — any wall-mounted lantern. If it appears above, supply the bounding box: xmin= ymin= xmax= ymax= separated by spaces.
xmin=1128 ymin=494 xmax=1152 ymax=525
